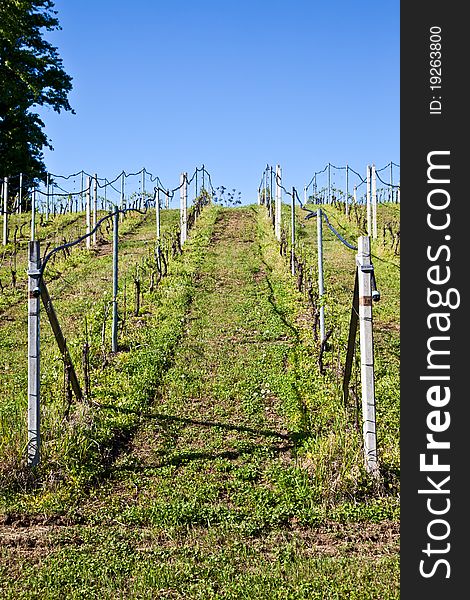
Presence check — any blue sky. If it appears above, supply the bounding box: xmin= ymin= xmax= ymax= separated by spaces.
xmin=39 ymin=0 xmax=399 ymax=204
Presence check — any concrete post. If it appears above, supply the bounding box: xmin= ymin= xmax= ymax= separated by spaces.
xmin=31 ymin=188 xmax=37 ymax=241
xmin=290 ymin=187 xmax=295 ymax=276
xmin=27 ymin=241 xmax=41 ymax=466
xmin=112 ymin=210 xmax=119 ymax=353
xmin=371 ymin=164 xmax=377 ymax=239
xmin=275 ymin=165 xmax=282 ymax=241
xmin=93 ymin=173 xmax=98 ymax=245
xmin=317 ymin=208 xmax=325 ymax=344
xmin=180 ymin=173 xmax=187 ymax=245
xmin=86 ymin=176 xmax=91 ymax=249
xmin=356 ymin=236 xmax=378 ymax=475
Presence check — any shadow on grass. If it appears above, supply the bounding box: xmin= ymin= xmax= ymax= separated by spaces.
xmin=97 ymin=404 xmax=309 ymax=446
xmin=258 ymin=256 xmax=300 ymax=344
xmin=96 ymin=403 xmax=311 ymax=476
xmin=112 ymin=441 xmax=295 ymax=473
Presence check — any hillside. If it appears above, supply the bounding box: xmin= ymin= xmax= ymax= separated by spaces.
xmin=0 ymin=203 xmax=399 ymax=599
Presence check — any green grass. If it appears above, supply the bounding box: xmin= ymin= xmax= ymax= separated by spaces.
xmin=0 ymin=203 xmax=399 ymax=598
xmin=1 ymin=524 xmax=399 ymax=599
xmin=0 ymin=207 xmax=183 ymax=489
xmin=278 ymin=200 xmax=400 ymax=485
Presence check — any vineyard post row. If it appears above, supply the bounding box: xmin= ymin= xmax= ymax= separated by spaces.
xmin=1 ymin=166 xmax=181 ymax=246
xmin=303 ymin=161 xmax=400 ymax=210
xmin=258 ymin=163 xmax=382 ymax=475
xmin=24 ymin=165 xmax=214 ymax=466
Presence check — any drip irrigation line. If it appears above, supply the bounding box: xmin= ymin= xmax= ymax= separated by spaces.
xmin=104 ymin=179 xmax=122 ymax=195
xmin=39 ymin=192 xmax=157 ymax=281
xmin=36 ymin=184 xmax=91 ymax=198
xmin=275 ymin=174 xmax=293 ymax=198
xmin=37 ymin=164 xmax=216 ymax=279
xmin=48 ymin=170 xmax=84 ymax=180
xmin=347 ymin=166 xmax=366 ymax=183
xmin=261 ymin=169 xmax=292 ymax=198
xmin=300 ymin=204 xmax=357 ymax=250
xmin=50 ymin=183 xmax=78 ymax=196
xmin=321 ymin=210 xmax=358 ymax=250
xmin=28 ymin=166 xmax=214 ymax=206
xmin=293 ymin=187 xmax=303 ymax=207
xmin=201 ymin=167 xmax=216 ymax=194
xmin=305 ymin=164 xmax=368 ymax=194
xmin=316 ymin=164 xmax=329 ymax=176
xmin=375 ymin=162 xmax=392 ymax=173
xmin=375 ymin=170 xmax=400 ymax=188
xmin=305 ymin=164 xmax=329 ymax=190
xmin=186 ymin=170 xmax=198 ymax=186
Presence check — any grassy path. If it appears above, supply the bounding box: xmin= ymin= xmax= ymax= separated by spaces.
xmin=0 ymin=207 xmax=399 ymax=599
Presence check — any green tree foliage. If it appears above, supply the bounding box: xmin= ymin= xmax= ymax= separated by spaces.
xmin=0 ymin=0 xmax=74 ymax=199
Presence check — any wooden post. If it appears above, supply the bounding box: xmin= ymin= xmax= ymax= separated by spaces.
xmin=371 ymin=164 xmax=377 ymax=239
xmin=40 ymin=282 xmax=82 ymax=401
xmin=290 ymin=187 xmax=295 ymax=276
xmin=27 ymin=241 xmax=41 ymax=466
xmin=180 ymin=172 xmax=187 ymax=245
xmin=2 ymin=176 xmax=8 ymax=246
xmin=353 ymin=185 xmax=357 ymax=206
xmin=80 ymin=171 xmax=84 ymax=212
xmin=356 ymin=236 xmax=378 ymax=475
xmin=166 ymin=189 xmax=170 ymax=210
xmin=86 ymin=176 xmax=91 ymax=249
xmin=366 ymin=165 xmax=371 ymax=236
xmin=389 ymin=162 xmax=393 ymax=202
xmin=345 ymin=164 xmax=349 ymax=216
xmin=275 ymin=165 xmax=281 ymax=241
xmin=93 ymin=173 xmax=98 ymax=245
xmin=317 ymin=208 xmax=325 ymax=344
xmin=112 ymin=210 xmax=119 ymax=353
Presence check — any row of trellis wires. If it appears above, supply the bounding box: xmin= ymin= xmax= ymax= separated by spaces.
xmin=303 ymin=162 xmax=400 ymax=241
xmin=0 ymin=165 xmax=215 ymax=467
xmin=0 ymin=166 xmax=216 ymax=307
xmin=302 ymin=161 xmax=400 ymax=205
xmin=1 ymin=165 xmax=216 ymax=246
xmin=257 ymin=163 xmax=389 ymax=475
